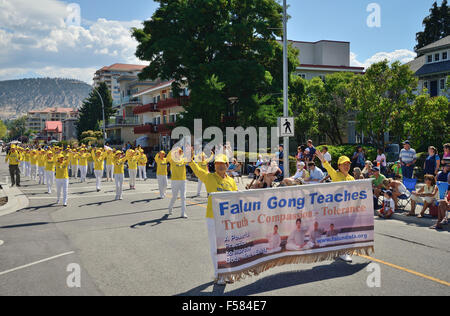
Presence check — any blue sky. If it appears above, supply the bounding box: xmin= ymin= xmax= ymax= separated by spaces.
xmin=0 ymin=0 xmax=442 ymax=83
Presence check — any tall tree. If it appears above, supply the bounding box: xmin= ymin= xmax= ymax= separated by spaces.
xmin=0 ymin=121 xmax=7 ymax=140
xmin=132 ymin=0 xmax=299 ymax=129
xmin=306 ymin=72 xmax=356 ymax=145
xmin=76 ymin=82 xmax=114 ymax=139
xmin=7 ymin=116 xmax=27 ymax=140
xmin=404 ymin=94 xmax=449 ymax=151
xmin=415 ymin=0 xmax=450 ymax=51
xmin=346 ymin=61 xmax=418 ymax=148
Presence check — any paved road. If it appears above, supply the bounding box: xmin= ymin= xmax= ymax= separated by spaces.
xmin=0 ymin=159 xmax=449 ymax=296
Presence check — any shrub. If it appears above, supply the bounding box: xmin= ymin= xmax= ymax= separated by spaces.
xmin=316 ymin=144 xmax=377 ymax=168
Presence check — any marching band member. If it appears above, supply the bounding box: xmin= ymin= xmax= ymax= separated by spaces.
xmin=24 ymin=148 xmax=31 ymax=178
xmin=69 ymin=148 xmax=79 ymax=179
xmin=37 ymin=149 xmax=47 ymax=185
xmin=167 ymin=147 xmax=188 ymax=218
xmin=154 ymin=151 xmax=168 ymax=199
xmin=188 ymin=152 xmax=238 ymax=285
xmin=92 ymin=148 xmax=107 ymax=192
xmin=137 ymin=149 xmax=148 ymax=181
xmin=126 ymin=149 xmax=138 ymax=190
xmin=113 ymin=151 xmax=127 ymax=200
xmin=30 ymin=149 xmax=38 ymax=181
xmin=55 ymin=154 xmax=69 ymax=206
xmin=45 ymin=151 xmax=56 ymax=194
xmin=78 ymin=147 xmax=90 ymax=182
xmin=105 ymin=148 xmax=115 ymax=182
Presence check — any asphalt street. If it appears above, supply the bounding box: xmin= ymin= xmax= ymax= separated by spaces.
xmin=0 ymin=158 xmax=449 ymax=296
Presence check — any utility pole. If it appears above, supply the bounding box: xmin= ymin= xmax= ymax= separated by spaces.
xmin=282 ymin=0 xmax=289 ymax=177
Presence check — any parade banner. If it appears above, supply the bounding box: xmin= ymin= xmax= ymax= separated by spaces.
xmin=211 ymin=180 xmax=375 ymax=282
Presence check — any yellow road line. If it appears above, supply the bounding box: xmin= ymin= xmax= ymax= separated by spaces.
xmin=358 ymin=254 xmax=450 ymax=287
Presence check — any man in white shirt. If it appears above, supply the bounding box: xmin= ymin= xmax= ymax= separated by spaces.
xmin=266 ymin=225 xmax=282 ymax=254
xmin=307 ymin=162 xmax=324 ymax=182
xmin=286 ymin=219 xmax=307 ymax=250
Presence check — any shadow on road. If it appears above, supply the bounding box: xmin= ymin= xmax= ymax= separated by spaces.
xmin=130 ymin=213 xmax=190 ymax=228
xmin=176 ymin=261 xmax=369 ymax=296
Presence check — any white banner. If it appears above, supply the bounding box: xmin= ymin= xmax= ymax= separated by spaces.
xmin=211 ymin=180 xmax=375 ymax=280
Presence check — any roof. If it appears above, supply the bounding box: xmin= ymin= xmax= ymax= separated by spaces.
xmin=298 ymin=64 xmax=365 ymax=71
xmin=44 ymin=121 xmax=63 ymax=133
xmin=405 ymin=55 xmax=426 ymax=73
xmin=133 ymin=80 xmax=175 ymax=98
xmin=288 ymin=39 xmax=350 ymax=45
xmin=415 ymin=59 xmax=450 ymax=76
xmin=416 ymin=36 xmax=450 ymax=54
xmin=96 ymin=63 xmax=147 ymax=73
xmin=29 ymin=107 xmax=77 ymax=114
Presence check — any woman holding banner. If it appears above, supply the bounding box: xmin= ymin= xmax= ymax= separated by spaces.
xmin=189 ymin=151 xmax=238 ymax=285
xmin=316 ymin=151 xmax=355 ymax=262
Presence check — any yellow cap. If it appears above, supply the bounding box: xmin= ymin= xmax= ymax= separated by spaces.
xmin=214 ymin=154 xmax=229 ymax=164
xmin=337 ymin=156 xmax=351 ymax=165
xmin=159 ymin=151 xmax=166 ymax=155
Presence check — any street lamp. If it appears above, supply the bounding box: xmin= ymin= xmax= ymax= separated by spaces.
xmin=91 ymin=86 xmax=107 ymax=141
xmin=282 ymin=0 xmax=289 ymax=178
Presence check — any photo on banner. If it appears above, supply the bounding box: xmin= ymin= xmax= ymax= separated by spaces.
xmin=211 ymin=180 xmax=375 ymax=282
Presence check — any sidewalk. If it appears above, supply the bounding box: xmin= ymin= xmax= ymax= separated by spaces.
xmin=0 ymin=154 xmax=29 ymax=217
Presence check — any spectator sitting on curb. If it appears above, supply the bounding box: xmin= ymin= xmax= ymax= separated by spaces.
xmin=408 ymin=174 xmax=439 ymax=218
xmin=378 ymin=190 xmax=395 ymax=219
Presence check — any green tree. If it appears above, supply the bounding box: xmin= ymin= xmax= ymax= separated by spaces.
xmin=306 ymin=72 xmax=356 ymax=145
xmin=415 ymin=0 xmax=450 ymax=51
xmin=76 ymin=82 xmax=114 ymax=139
xmin=0 ymin=121 xmax=7 ymax=140
xmin=7 ymin=116 xmax=28 ymax=140
xmin=346 ymin=60 xmax=418 ymax=148
xmin=404 ymin=94 xmax=449 ymax=150
xmin=133 ymin=0 xmax=299 ymax=129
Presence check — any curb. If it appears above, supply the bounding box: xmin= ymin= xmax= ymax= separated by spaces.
xmin=390 ymin=212 xmax=441 ymax=227
xmin=0 ymin=184 xmax=29 ymax=217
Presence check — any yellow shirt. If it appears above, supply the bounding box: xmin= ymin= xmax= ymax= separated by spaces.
xmin=137 ymin=153 xmax=148 ymax=167
xmin=127 ymin=156 xmax=138 ymax=170
xmin=167 ymin=151 xmax=187 ymax=180
xmin=69 ymin=152 xmax=79 ymax=165
xmin=30 ymin=152 xmax=38 ymax=165
xmin=45 ymin=156 xmax=56 ymax=172
xmin=91 ymin=151 xmax=106 ymax=170
xmin=78 ymin=153 xmax=90 ymax=166
xmin=189 ymin=161 xmax=238 ymax=218
xmin=5 ymin=152 xmax=21 ymax=165
xmin=37 ymin=153 xmax=47 ymax=167
xmin=24 ymin=152 xmax=31 ymax=162
xmin=105 ymin=152 xmax=114 ymax=165
xmin=323 ymin=161 xmax=355 ymax=182
xmin=55 ymin=160 xmax=69 ymax=179
xmin=154 ymin=154 xmax=168 ymax=176
xmin=113 ymin=157 xmax=127 ymax=174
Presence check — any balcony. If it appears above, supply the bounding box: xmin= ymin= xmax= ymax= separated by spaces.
xmin=157 ymin=122 xmax=176 ymax=133
xmin=157 ymin=96 xmax=189 ymax=110
xmin=134 ymin=124 xmax=156 ymax=134
xmin=133 ymin=103 xmax=159 ymax=115
xmin=106 ymin=116 xmax=140 ymax=128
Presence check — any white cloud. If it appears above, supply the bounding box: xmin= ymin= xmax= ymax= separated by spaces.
xmin=0 ymin=0 xmax=147 ymax=83
xmin=351 ymin=49 xmax=417 ymax=69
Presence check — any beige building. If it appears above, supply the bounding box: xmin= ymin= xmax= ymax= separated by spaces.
xmin=26 ymin=107 xmax=79 ymax=138
xmin=288 ymin=40 xmax=365 ymax=80
xmin=93 ymin=63 xmax=147 ymax=105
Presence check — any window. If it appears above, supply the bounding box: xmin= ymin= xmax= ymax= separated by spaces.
xmin=424 ymin=81 xmax=428 ymax=89
xmin=440 ymin=79 xmax=446 ymax=90
xmin=443 ymin=52 xmax=448 ymax=60
xmin=435 ymin=53 xmax=440 ymax=62
xmin=299 ymin=73 xmax=306 ymax=79
xmin=427 ymin=55 xmax=433 ymax=63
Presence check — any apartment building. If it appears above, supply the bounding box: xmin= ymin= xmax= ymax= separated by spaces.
xmin=26 ymin=107 xmax=79 ymax=141
xmin=132 ymin=80 xmax=189 ymax=151
xmin=93 ymin=63 xmax=147 ymax=105
xmin=288 ymin=40 xmax=365 ymax=80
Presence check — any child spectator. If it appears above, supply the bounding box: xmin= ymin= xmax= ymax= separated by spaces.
xmin=378 ymin=191 xmax=395 ymax=219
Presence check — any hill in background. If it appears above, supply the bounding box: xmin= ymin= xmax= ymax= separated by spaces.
xmin=0 ymin=78 xmax=92 ymax=119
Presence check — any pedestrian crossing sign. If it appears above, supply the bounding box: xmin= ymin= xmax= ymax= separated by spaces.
xmin=279 ymin=117 xmax=294 ymax=137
